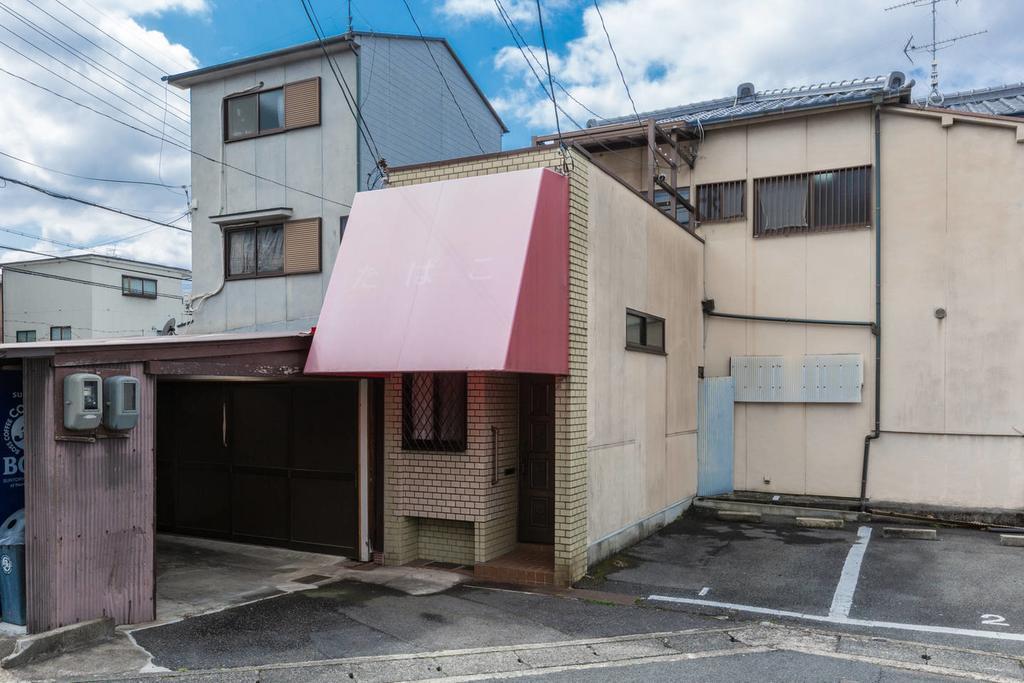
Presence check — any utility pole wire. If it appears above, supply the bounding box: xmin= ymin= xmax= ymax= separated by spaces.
xmin=0 ymin=150 xmax=185 ymax=190
xmin=0 ymin=241 xmax=191 ymax=280
xmin=535 ymin=0 xmax=563 ymax=148
xmin=399 ymin=0 xmax=486 ymax=154
xmin=0 ymin=174 xmax=192 ymax=233
xmin=0 ymin=66 xmax=352 ymax=208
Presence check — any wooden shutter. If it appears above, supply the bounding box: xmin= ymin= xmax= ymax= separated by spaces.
xmin=284 ymin=218 xmax=321 ymax=274
xmin=284 ymin=77 xmax=320 ymax=129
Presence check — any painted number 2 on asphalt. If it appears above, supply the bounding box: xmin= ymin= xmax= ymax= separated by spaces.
xmin=981 ymin=614 xmax=1009 ymax=627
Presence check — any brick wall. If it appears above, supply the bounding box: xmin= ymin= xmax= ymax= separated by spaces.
xmin=384 ymin=148 xmax=590 ymax=584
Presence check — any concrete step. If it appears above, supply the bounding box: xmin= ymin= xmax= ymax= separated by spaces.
xmin=795 ymin=517 xmax=844 ymax=529
xmin=695 ymin=498 xmax=868 ymax=523
xmin=882 ymin=527 xmax=938 ymax=541
xmin=999 ymin=534 xmax=1024 ymax=547
xmin=716 ymin=510 xmax=761 ymax=523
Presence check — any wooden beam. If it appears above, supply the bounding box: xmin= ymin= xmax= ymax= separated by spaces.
xmin=145 ymin=351 xmax=308 ymax=377
xmin=646 ymin=119 xmax=656 ymax=202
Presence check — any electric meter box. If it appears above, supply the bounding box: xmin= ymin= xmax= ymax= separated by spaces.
xmin=63 ymin=373 xmax=102 ymax=431
xmin=102 ymin=376 xmax=140 ymax=431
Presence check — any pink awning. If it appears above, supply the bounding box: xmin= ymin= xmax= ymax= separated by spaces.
xmin=305 ymin=167 xmax=569 ymax=375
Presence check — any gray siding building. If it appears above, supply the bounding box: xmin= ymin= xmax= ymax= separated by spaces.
xmin=167 ymin=32 xmax=506 ymax=334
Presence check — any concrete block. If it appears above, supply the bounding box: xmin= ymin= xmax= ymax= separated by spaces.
xmin=999 ymin=534 xmax=1024 ymax=547
xmin=882 ymin=527 xmax=937 ymax=541
xmin=2 ymin=617 xmax=113 ymax=669
xmin=717 ymin=511 xmax=762 ymax=523
xmin=796 ymin=517 xmax=844 ymax=529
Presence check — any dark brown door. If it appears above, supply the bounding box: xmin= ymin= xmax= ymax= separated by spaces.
xmin=156 ymin=381 xmax=359 ymax=556
xmin=519 ymin=374 xmax=555 ymax=544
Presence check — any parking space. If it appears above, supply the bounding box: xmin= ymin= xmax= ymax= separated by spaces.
xmin=583 ymin=514 xmax=1024 ymax=653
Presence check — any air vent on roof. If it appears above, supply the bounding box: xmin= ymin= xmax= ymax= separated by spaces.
xmin=886 ymin=71 xmax=907 ymax=91
xmin=736 ymin=82 xmax=756 ymax=103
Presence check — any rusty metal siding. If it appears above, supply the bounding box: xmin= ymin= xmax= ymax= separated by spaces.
xmin=25 ymin=360 xmax=154 ymax=633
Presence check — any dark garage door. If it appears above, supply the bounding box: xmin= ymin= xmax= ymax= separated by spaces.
xmin=157 ymin=381 xmax=359 ymax=556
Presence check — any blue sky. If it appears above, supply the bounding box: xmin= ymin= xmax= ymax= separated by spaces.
xmin=0 ymin=0 xmax=1020 ymax=270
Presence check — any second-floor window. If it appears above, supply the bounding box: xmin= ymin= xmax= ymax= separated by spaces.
xmin=224 ymin=78 xmax=321 ymax=142
xmin=122 ymin=275 xmax=157 ymax=298
xmin=754 ymin=166 xmax=871 ymax=237
xmin=224 ymin=219 xmax=322 ymax=280
xmin=50 ymin=326 xmax=71 ymax=341
xmin=626 ymin=309 xmax=665 ymax=354
xmin=15 ymin=330 xmax=35 ymax=343
xmin=697 ymin=180 xmax=746 ymax=222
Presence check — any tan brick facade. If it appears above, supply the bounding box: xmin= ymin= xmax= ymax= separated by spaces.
xmin=383 ymin=148 xmax=590 ymax=584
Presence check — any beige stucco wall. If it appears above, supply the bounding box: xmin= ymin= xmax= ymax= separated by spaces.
xmin=585 ymin=164 xmax=704 ymax=544
xmin=592 ymin=105 xmax=1024 ymax=510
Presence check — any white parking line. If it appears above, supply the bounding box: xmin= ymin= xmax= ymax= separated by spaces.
xmin=829 ymin=525 xmax=872 ymax=618
xmin=647 ymin=595 xmax=1024 ymax=643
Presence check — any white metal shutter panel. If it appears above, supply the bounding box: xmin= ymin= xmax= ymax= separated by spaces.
xmin=284 ymin=218 xmax=321 ymax=274
xmin=284 ymin=77 xmax=320 ymax=129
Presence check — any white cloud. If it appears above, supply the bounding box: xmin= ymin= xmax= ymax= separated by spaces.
xmin=482 ymin=0 xmax=1024 ymax=134
xmin=439 ymin=0 xmax=572 ymax=24
xmin=0 ymin=0 xmax=204 ymax=274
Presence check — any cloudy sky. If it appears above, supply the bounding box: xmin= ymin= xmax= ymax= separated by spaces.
xmin=0 ymin=0 xmax=1020 ymax=274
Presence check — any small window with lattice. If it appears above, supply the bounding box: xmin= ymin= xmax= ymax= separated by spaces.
xmin=402 ymin=372 xmax=467 ymax=451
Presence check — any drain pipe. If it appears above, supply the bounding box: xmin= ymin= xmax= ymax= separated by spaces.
xmin=860 ymin=104 xmax=884 ymax=512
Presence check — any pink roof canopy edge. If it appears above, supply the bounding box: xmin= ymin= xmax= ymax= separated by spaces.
xmin=304 ymin=167 xmax=569 ymax=375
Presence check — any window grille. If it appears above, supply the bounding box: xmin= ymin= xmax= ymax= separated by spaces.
xmin=697 ymin=180 xmax=745 ymax=222
xmin=402 ymin=372 xmax=467 ymax=452
xmin=754 ymin=166 xmax=871 ymax=237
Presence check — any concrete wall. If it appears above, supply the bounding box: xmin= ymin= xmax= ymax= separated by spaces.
xmin=592 ymin=105 xmax=1024 ymax=510
xmin=356 ymin=35 xmax=504 ymax=190
xmin=187 ymin=50 xmax=358 ymax=335
xmin=187 ymin=37 xmax=503 ymax=335
xmin=585 ymin=164 xmax=704 ymax=550
xmin=3 ymin=258 xmax=186 ymax=342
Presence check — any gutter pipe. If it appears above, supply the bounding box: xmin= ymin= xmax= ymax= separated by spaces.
xmin=860 ymin=104 xmax=884 ymax=512
xmin=703 ymin=307 xmax=876 ymax=331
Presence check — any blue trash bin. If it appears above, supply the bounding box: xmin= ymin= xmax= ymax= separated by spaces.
xmin=0 ymin=509 xmax=26 ymax=626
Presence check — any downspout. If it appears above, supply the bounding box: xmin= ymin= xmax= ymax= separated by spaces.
xmin=860 ymin=104 xmax=883 ymax=512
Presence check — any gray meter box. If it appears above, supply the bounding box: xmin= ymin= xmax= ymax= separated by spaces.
xmin=103 ymin=376 xmax=140 ymax=430
xmin=64 ymin=373 xmax=103 ymax=430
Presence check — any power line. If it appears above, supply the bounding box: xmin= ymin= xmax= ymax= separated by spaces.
xmin=297 ymin=0 xmax=387 ymax=182
xmin=50 ymin=0 xmax=187 ymax=82
xmin=0 ymin=241 xmax=191 ymax=281
xmin=0 ymin=66 xmax=352 ymax=208
xmin=0 ymin=1 xmax=191 ymax=122
xmin=592 ymin=0 xmax=644 ymax=132
xmin=0 ymin=149 xmax=186 ymax=190
xmin=0 ymin=31 xmax=192 ymax=143
xmin=19 ymin=0 xmax=191 ymax=108
xmin=493 ymin=0 xmax=606 ymax=124
xmin=77 ymin=0 xmax=192 ymax=72
xmin=534 ymin=0 xmax=563 ymax=151
xmin=2 ymin=265 xmax=184 ymax=300
xmin=399 ymin=0 xmax=486 ymax=154
xmin=0 ymin=174 xmax=192 ymax=233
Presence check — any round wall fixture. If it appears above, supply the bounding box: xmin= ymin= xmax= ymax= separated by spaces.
xmin=934 ymin=307 xmax=947 ymax=319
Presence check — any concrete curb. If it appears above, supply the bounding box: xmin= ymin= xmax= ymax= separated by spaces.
xmin=1 ymin=617 xmax=114 ymax=669
xmin=717 ymin=510 xmax=761 ymax=523
xmin=694 ymin=499 xmax=867 ymax=523
xmin=795 ymin=517 xmax=844 ymax=529
xmin=999 ymin=534 xmax=1024 ymax=547
xmin=882 ymin=527 xmax=938 ymax=541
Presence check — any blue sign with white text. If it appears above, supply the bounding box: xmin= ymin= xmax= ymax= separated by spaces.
xmin=0 ymin=372 xmax=24 ymax=524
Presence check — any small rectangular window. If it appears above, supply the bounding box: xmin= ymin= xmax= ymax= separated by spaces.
xmin=697 ymin=180 xmax=746 ymax=222
xmin=625 ymin=309 xmax=666 ymax=354
xmin=15 ymin=330 xmax=35 ymax=343
xmin=123 ymin=382 xmax=137 ymax=412
xmin=225 ymin=220 xmax=320 ymax=279
xmin=49 ymin=326 xmax=71 ymax=341
xmin=754 ymin=166 xmax=871 ymax=237
xmin=122 ymin=275 xmax=158 ymax=299
xmin=225 ymin=93 xmax=258 ymax=140
xmin=258 ymin=88 xmax=285 ymax=131
xmin=401 ymin=372 xmax=467 ymax=452
xmin=654 ymin=187 xmax=690 ymax=224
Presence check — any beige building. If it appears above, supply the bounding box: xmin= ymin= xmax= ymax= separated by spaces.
xmin=536 ymin=72 xmax=1024 ymax=512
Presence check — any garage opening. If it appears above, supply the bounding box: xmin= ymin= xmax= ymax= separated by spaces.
xmin=156 ymin=380 xmax=360 ymax=556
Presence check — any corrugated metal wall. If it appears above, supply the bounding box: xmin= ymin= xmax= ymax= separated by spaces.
xmin=24 ymin=360 xmax=154 ymax=633
xmin=697 ymin=377 xmax=735 ymax=497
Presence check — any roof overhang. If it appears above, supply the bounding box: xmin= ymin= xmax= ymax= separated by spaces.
xmin=305 ymin=167 xmax=569 ymax=375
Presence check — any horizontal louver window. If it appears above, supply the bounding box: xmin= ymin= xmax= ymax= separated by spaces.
xmin=284 ymin=218 xmax=321 ymax=274
xmin=284 ymin=77 xmax=320 ymax=129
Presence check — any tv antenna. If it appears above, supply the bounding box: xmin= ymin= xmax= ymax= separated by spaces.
xmin=885 ymin=0 xmax=987 ymax=105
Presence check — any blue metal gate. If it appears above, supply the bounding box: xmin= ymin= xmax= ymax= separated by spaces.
xmin=697 ymin=376 xmax=735 ymax=497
